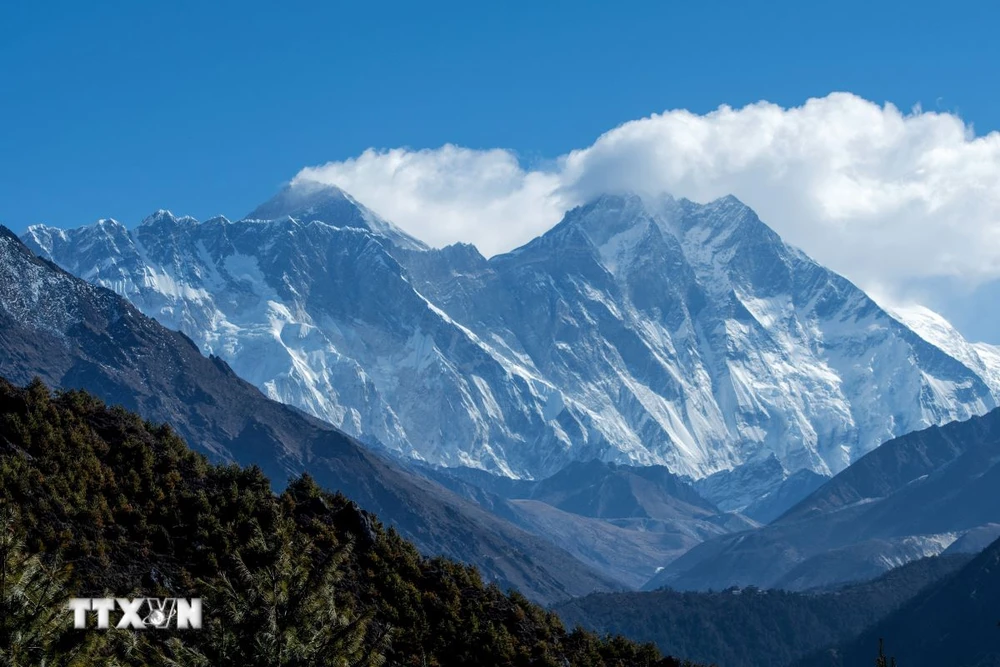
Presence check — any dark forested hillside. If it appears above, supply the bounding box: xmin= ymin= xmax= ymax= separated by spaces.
xmin=0 ymin=377 xmax=702 ymax=666
xmin=554 ymin=555 xmax=970 ymax=667
xmin=798 ymin=534 xmax=1000 ymax=667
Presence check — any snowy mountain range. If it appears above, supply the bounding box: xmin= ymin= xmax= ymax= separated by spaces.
xmin=22 ymin=182 xmax=1000 ymax=507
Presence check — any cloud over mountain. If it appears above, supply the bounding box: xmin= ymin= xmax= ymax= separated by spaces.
xmin=296 ymin=92 xmax=1000 ymax=310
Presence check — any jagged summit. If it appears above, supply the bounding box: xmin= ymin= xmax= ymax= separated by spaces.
xmin=560 ymin=193 xmax=653 ymax=246
xmin=245 ymin=180 xmax=428 ymax=250
xmin=551 ymin=192 xmax=763 ymax=251
xmin=245 ymin=180 xmax=354 ymax=220
xmin=139 ymin=209 xmax=198 ymax=227
xmin=95 ymin=217 xmax=126 ymax=228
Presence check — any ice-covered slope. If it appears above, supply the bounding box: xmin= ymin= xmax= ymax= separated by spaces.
xmin=888 ymin=303 xmax=1000 ymax=397
xmin=398 ymin=193 xmax=998 ymax=490
xmin=22 ymin=185 xmax=1000 ymax=504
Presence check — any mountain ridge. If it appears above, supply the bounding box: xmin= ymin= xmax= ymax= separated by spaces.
xmin=22 ymin=184 xmax=1000 ymax=507
xmin=418 ymin=459 xmax=752 ymax=587
xmin=555 ymin=553 xmax=972 ymax=667
xmin=645 ymin=403 xmax=1000 ymax=592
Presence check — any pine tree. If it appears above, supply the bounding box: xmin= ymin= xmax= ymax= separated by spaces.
xmin=875 ymin=638 xmax=897 ymax=667
xmin=169 ymin=511 xmax=388 ymax=667
xmin=0 ymin=505 xmax=84 ymax=666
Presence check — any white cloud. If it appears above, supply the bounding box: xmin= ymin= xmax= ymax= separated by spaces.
xmin=295 ymin=93 xmax=1000 ymax=306
xmin=294 ymin=145 xmax=567 ymax=257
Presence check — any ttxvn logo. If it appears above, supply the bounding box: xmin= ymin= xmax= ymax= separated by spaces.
xmin=68 ymin=597 xmax=202 ymax=630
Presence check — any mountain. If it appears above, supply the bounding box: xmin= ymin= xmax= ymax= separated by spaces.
xmin=423 ymin=461 xmax=755 ymax=587
xmin=0 ymin=225 xmax=618 ymax=604
xmin=245 ymin=181 xmax=428 ymax=251
xmin=690 ymin=453 xmax=813 ymax=518
xmin=889 ymin=303 xmax=1000 ymax=393
xmin=943 ymin=523 xmax=1000 ymax=554
xmin=0 ymin=378 xmax=693 ymax=667
xmin=397 ymin=193 xmax=999 ymax=485
xmin=23 ymin=184 xmax=1000 ymax=505
xmin=645 ymin=405 xmax=1000 ymax=592
xmin=742 ymin=467 xmax=829 ymax=524
xmin=439 ymin=460 xmax=722 ymax=520
xmin=555 ymin=554 xmax=971 ymax=667
xmin=797 ymin=536 xmax=1000 ymax=667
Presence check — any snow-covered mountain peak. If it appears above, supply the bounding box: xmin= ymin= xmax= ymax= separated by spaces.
xmin=471 ymin=191 xmax=998 ymax=482
xmin=690 ymin=192 xmax=751 ymax=214
xmin=95 ymin=217 xmax=126 ymax=229
xmin=22 ymin=224 xmax=68 ymax=255
xmin=890 ymin=304 xmax=967 ymax=348
xmin=565 ymin=193 xmax=651 ymax=241
xmin=139 ymin=209 xmax=198 ymax=227
xmin=246 ymin=181 xmax=353 ymax=220
xmin=430 ymin=242 xmax=490 ymax=271
xmin=563 ymin=192 xmax=765 ymax=253
xmin=246 ymin=181 xmax=428 ymax=251
xmin=888 ymin=303 xmax=1000 ymax=397
xmin=550 ymin=191 xmax=779 ymax=288
xmin=669 ymin=194 xmax=775 ymax=250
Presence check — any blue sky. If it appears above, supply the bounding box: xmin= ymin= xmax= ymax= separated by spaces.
xmin=2 ymin=0 xmax=997 ymax=231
